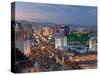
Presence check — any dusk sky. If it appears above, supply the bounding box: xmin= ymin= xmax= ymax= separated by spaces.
xmin=13 ymin=2 xmax=97 ymax=26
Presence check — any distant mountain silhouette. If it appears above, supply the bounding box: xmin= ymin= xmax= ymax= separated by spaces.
xmin=15 ymin=20 xmax=97 ymax=28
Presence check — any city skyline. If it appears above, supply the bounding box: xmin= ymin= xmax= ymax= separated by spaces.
xmin=12 ymin=2 xmax=97 ymax=26
xmin=11 ymin=2 xmax=97 ymax=73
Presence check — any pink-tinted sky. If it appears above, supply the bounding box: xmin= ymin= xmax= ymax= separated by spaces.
xmin=12 ymin=2 xmax=97 ymax=26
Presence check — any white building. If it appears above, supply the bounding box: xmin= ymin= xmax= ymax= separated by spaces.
xmin=89 ymin=37 xmax=97 ymax=51
xmin=24 ymin=39 xmax=32 ymax=56
xmin=55 ymin=38 xmax=62 ymax=50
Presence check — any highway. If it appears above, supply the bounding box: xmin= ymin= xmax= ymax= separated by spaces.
xmin=32 ymin=30 xmax=81 ymax=70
